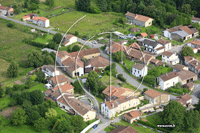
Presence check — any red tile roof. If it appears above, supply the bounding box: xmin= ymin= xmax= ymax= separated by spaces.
xmin=125 ymin=11 xmax=153 ymax=22
xmin=32 ymin=16 xmax=49 ymax=21
xmin=144 ymin=89 xmax=169 ymax=98
xmin=70 ymin=48 xmax=100 ymax=59
xmin=159 ymin=72 xmax=178 ymax=81
xmin=105 ymin=100 xmax=118 ymax=109
xmin=108 ymin=126 xmax=138 ymax=133
xmin=85 ymin=56 xmax=110 ymax=68
xmin=49 ymin=75 xmax=70 ymax=85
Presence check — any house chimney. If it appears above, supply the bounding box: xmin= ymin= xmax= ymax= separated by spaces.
xmin=135 ymin=14 xmax=138 ymax=19
xmin=104 ymin=98 xmax=106 ymax=102
xmin=112 ymin=103 xmax=114 ymax=108
xmin=196 ymin=62 xmax=198 ymax=65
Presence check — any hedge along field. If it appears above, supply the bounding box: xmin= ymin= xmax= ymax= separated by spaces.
xmin=50 ymin=11 xmax=124 ymax=37
xmin=0 ymin=0 xmax=16 ymax=6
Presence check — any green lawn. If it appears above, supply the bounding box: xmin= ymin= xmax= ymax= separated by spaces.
xmin=33 ymin=34 xmax=54 ymax=44
xmin=107 ymin=120 xmax=156 ymax=133
xmin=0 ymin=125 xmax=50 ymax=133
xmin=145 ymin=113 xmax=163 ymax=126
xmin=25 ymin=83 xmax=47 ymax=92
xmin=123 ymin=59 xmax=135 ymax=71
xmin=0 ymin=96 xmax=13 ymax=110
xmin=0 ymin=0 xmax=16 ymax=6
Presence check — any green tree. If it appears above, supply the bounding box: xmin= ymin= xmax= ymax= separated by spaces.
xmin=113 ymin=51 xmax=125 ymax=63
xmin=81 ymin=58 xmax=87 ymax=62
xmin=11 ymin=108 xmax=27 ymax=126
xmin=34 ymin=117 xmax=49 ymax=132
xmin=29 ymin=3 xmax=38 ymax=11
xmin=27 ymin=50 xmax=44 ymax=68
xmin=44 ymin=55 xmax=54 ymax=65
xmin=86 ymin=71 xmax=100 ymax=95
xmin=53 ymin=33 xmax=63 ymax=44
xmin=72 ymin=45 xmax=81 ymax=52
xmin=71 ymin=115 xmax=86 ymax=132
xmin=53 ymin=119 xmax=74 ymax=133
xmin=161 ymin=101 xmax=186 ymax=131
xmin=73 ymin=80 xmax=85 ymax=94
xmin=36 ymin=71 xmax=45 ymax=83
xmin=0 ymin=87 xmax=4 ymax=98
xmin=75 ymin=0 xmax=91 ymax=12
xmin=5 ymin=87 xmax=12 ymax=95
xmin=7 ymin=62 xmax=19 ymax=78
xmin=75 ymin=31 xmax=79 ymax=36
xmin=181 ymin=4 xmax=191 ymax=14
xmin=30 ymin=90 xmax=44 ymax=105
xmin=185 ymin=109 xmax=200 ymax=132
xmin=24 ymin=1 xmax=28 ymax=8
xmin=181 ymin=46 xmax=194 ymax=57
xmin=192 ymin=22 xmax=200 ymax=30
xmin=27 ymin=110 xmax=41 ymax=124
xmin=97 ymin=0 xmax=107 ymax=12
xmin=48 ymin=42 xmax=57 ymax=50
xmin=45 ymin=108 xmax=57 ymax=118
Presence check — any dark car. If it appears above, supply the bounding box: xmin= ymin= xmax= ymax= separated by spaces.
xmin=93 ymin=124 xmax=98 ymax=129
xmin=82 ymin=38 xmax=87 ymax=41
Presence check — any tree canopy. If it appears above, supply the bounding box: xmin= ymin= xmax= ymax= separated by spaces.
xmin=113 ymin=51 xmax=126 ymax=63
xmin=53 ymin=33 xmax=63 ymax=44
xmin=7 ymin=62 xmax=19 ymax=78
xmin=181 ymin=46 xmax=194 ymax=57
xmin=11 ymin=108 xmax=27 ymax=126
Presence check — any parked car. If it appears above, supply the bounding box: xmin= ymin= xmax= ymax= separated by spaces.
xmin=93 ymin=124 xmax=98 ymax=129
xmin=82 ymin=38 xmax=87 ymax=41
xmin=92 ymin=40 xmax=97 ymax=44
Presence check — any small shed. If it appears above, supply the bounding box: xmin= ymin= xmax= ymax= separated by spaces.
xmin=149 ymin=34 xmax=154 ymax=39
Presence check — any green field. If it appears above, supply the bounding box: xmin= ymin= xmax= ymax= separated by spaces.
xmin=0 ymin=0 xmax=17 ymax=6
xmin=123 ymin=59 xmax=135 ymax=71
xmin=50 ymin=11 xmax=124 ymax=36
xmin=33 ymin=34 xmax=54 ymax=44
xmin=0 ymin=18 xmax=41 ymax=85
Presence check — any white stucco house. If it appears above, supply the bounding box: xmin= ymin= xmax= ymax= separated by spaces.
xmin=157 ymin=39 xmax=172 ymax=51
xmin=157 ymin=72 xmax=179 ymax=90
xmin=101 ymin=100 xmax=119 ymax=119
xmin=141 ymin=39 xmax=165 ymax=54
xmin=41 ymin=65 xmax=60 ymax=77
xmin=161 ymin=51 xmax=179 ymax=65
xmin=32 ymin=17 xmax=50 ymax=27
xmin=132 ymin=63 xmax=148 ymax=77
xmin=192 ymin=17 xmax=200 ymax=24
xmin=63 ymin=34 xmax=77 ymax=46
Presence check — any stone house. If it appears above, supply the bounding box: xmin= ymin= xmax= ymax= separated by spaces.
xmin=102 ymin=85 xmax=134 ymax=101
xmin=122 ymin=111 xmax=142 ymax=124
xmin=184 ymin=56 xmax=200 ymax=76
xmin=141 ymin=39 xmax=165 ymax=54
xmin=173 ymin=64 xmax=188 ymax=72
xmin=144 ymin=89 xmax=170 ymax=105
xmin=125 ymin=11 xmax=154 ymax=27
xmin=192 ymin=17 xmax=200 ymax=24
xmin=48 ymin=75 xmax=70 ymax=87
xmin=57 ymin=94 xmax=96 ymax=121
xmin=84 ymin=56 xmax=110 ymax=73
xmin=177 ymin=94 xmax=192 ymax=107
xmin=61 ymin=57 xmax=84 ymax=77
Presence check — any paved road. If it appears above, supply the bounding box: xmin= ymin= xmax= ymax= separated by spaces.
xmin=0 ymin=15 xmax=58 ymax=34
xmin=191 ymin=83 xmax=200 ymax=105
xmin=100 ymin=50 xmax=178 ymax=101
xmin=89 ymin=117 xmax=121 ymax=133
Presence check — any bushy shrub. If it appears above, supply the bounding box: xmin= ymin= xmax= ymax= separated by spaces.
xmin=117 ymin=74 xmax=126 ymax=82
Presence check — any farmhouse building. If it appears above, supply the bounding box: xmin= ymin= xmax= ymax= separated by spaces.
xmin=125 ymin=11 xmax=154 ymax=27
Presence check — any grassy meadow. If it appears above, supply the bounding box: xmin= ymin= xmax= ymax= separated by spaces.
xmin=0 ymin=18 xmax=40 ymax=84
